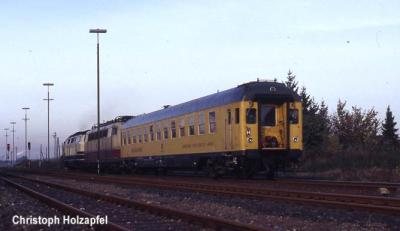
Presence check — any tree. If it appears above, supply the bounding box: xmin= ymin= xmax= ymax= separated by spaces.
xmin=285 ymin=70 xmax=299 ymax=94
xmin=300 ymin=87 xmax=311 ymax=114
xmin=331 ymin=101 xmax=379 ymax=149
xmin=382 ymin=106 xmax=399 ymax=145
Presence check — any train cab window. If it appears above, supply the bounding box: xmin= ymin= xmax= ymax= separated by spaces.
xmin=261 ymin=105 xmax=276 ymax=126
xmin=209 ymin=111 xmax=216 ymax=134
xmin=179 ymin=119 xmax=185 ymax=137
xmin=198 ymin=112 xmax=205 ymax=135
xmin=189 ymin=116 xmax=195 ymax=136
xmin=171 ymin=121 xmax=177 ymax=138
xmin=150 ymin=125 xmax=154 ymax=141
xmin=112 ymin=127 xmax=118 ymax=135
xmin=246 ymin=108 xmax=257 ymax=124
xmin=289 ymin=109 xmax=299 ymax=124
xmin=235 ymin=108 xmax=240 ymax=124
xmin=156 ymin=124 xmax=161 ymax=140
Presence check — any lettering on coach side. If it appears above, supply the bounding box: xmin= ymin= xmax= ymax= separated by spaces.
xmin=182 ymin=142 xmax=215 ymax=149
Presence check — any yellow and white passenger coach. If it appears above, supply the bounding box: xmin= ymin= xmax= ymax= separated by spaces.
xmin=120 ymin=80 xmax=302 ymax=178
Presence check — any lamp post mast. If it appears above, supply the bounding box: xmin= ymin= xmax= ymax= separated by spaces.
xmin=43 ymin=83 xmax=54 ymax=160
xmin=89 ymin=28 xmax=107 ymax=175
xmin=10 ymin=122 xmax=16 ymax=164
xmin=22 ymin=107 xmax=30 ymax=160
xmin=4 ymin=128 xmax=9 ymax=163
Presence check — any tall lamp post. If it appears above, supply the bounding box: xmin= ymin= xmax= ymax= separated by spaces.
xmin=10 ymin=122 xmax=16 ymax=164
xmin=43 ymin=83 xmax=54 ymax=160
xmin=22 ymin=107 xmax=30 ymax=160
xmin=4 ymin=128 xmax=9 ymax=163
xmin=89 ymin=28 xmax=107 ymax=175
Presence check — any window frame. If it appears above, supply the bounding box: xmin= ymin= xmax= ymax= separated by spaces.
xmin=235 ymin=108 xmax=240 ymax=124
xmin=198 ymin=112 xmax=205 ymax=135
xmin=209 ymin=111 xmax=217 ymax=134
xmin=188 ymin=115 xmax=195 ymax=136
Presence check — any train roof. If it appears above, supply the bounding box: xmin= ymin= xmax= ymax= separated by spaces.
xmin=67 ymin=130 xmax=89 ymax=138
xmin=123 ymin=80 xmax=300 ymax=128
xmin=91 ymin=115 xmax=135 ymax=130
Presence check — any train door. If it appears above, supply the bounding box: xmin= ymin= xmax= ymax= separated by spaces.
xmin=259 ymin=103 xmax=286 ymax=149
xmin=224 ymin=109 xmax=232 ymax=150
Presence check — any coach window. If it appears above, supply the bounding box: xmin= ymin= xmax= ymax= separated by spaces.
xmin=150 ymin=125 xmax=154 ymax=141
xmin=138 ymin=128 xmax=143 ymax=143
xmin=198 ymin=112 xmax=205 ymax=135
xmin=156 ymin=124 xmax=161 ymax=140
xmin=171 ymin=120 xmax=177 ymax=138
xmin=127 ymin=131 xmax=131 ymax=144
xmin=227 ymin=109 xmax=232 ymax=125
xmin=209 ymin=111 xmax=216 ymax=134
xmin=133 ymin=129 xmax=137 ymax=143
xmin=164 ymin=123 xmax=169 ymax=139
xmin=246 ymin=108 xmax=257 ymax=124
xmin=261 ymin=105 xmax=276 ymax=126
xmin=144 ymin=127 xmax=148 ymax=143
xmin=235 ymin=108 xmax=240 ymax=124
xmin=189 ymin=116 xmax=195 ymax=136
xmin=179 ymin=119 xmax=185 ymax=137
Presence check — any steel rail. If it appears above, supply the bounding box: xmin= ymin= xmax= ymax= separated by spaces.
xmin=29 ymin=171 xmax=400 ymax=216
xmin=9 ymin=174 xmax=264 ymax=231
xmin=0 ymin=176 xmax=129 ymax=231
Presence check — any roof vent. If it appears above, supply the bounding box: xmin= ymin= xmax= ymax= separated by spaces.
xmin=163 ymin=105 xmax=170 ymax=109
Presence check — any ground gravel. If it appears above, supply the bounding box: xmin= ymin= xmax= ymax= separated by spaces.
xmin=34 ymin=174 xmax=400 ymax=231
xmin=11 ymin=177 xmax=205 ymax=231
xmin=0 ymin=178 xmax=90 ymax=231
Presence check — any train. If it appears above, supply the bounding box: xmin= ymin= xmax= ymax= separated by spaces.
xmin=62 ymin=80 xmax=302 ymax=178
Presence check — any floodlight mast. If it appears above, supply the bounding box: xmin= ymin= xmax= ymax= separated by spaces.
xmin=89 ymin=28 xmax=107 ymax=175
xmin=43 ymin=83 xmax=54 ymax=160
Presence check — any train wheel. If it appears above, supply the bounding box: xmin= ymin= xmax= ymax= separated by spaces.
xmin=262 ymin=157 xmax=276 ymax=180
xmin=205 ymin=159 xmax=220 ymax=179
xmin=238 ymin=158 xmax=256 ymax=179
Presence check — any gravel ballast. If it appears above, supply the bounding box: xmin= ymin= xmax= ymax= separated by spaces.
xmin=31 ymin=174 xmax=400 ymax=231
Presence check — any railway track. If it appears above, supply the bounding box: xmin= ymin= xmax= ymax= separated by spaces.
xmin=1 ymin=174 xmax=263 ymax=231
xmin=274 ymin=178 xmax=399 ymax=192
xmin=12 ymin=170 xmax=400 ymax=216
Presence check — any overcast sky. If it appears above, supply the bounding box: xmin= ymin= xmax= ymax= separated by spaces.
xmin=0 ymin=0 xmax=399 ymax=160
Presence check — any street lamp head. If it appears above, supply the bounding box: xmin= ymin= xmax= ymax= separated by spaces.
xmin=4 ymin=128 xmax=9 ymax=131
xmin=89 ymin=29 xmax=107 ymax=33
xmin=22 ymin=107 xmax=30 ymax=110
xmin=10 ymin=122 xmax=16 ymax=125
xmin=43 ymin=83 xmax=54 ymax=86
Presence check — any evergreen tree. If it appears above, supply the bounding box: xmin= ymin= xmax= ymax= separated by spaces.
xmin=300 ymin=87 xmax=311 ymax=115
xmin=382 ymin=106 xmax=399 ymax=145
xmin=285 ymin=70 xmax=299 ymax=94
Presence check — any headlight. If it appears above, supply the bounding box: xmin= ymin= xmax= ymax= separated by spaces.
xmin=293 ymin=136 xmax=299 ymax=142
